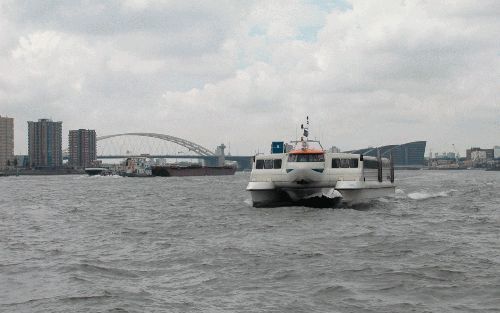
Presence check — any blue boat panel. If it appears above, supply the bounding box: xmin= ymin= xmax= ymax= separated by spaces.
xmin=271 ymin=141 xmax=285 ymax=154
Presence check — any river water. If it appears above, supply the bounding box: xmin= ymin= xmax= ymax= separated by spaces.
xmin=1 ymin=170 xmax=499 ymax=312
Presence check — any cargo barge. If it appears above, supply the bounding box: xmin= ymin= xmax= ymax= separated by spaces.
xmin=151 ymin=164 xmax=236 ymax=177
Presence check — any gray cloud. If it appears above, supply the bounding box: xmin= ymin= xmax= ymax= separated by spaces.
xmin=0 ymin=0 xmax=498 ymax=155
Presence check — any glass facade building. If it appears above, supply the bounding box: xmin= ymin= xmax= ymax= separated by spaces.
xmin=348 ymin=141 xmax=427 ymax=167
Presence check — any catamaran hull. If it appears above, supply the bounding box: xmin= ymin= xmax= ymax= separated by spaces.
xmin=247 ymin=182 xmax=289 ymax=207
xmin=247 ymin=181 xmax=395 ymax=207
xmin=335 ymin=181 xmax=395 ymax=205
xmin=249 ymin=190 xmax=286 ymax=207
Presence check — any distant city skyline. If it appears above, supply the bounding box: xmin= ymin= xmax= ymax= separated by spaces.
xmin=1 ymin=1 xmax=498 ymax=156
xmin=2 ymin=114 xmax=496 ymax=157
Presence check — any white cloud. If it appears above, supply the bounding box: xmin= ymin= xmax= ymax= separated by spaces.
xmin=0 ymin=0 xmax=498 ymax=155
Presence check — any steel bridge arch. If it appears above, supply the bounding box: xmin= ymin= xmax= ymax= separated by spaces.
xmin=96 ymin=133 xmax=215 ymax=156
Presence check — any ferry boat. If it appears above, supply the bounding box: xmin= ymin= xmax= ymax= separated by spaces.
xmin=246 ymin=118 xmax=395 ymax=207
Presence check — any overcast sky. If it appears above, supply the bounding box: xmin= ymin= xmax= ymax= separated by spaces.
xmin=0 ymin=0 xmax=498 ymax=156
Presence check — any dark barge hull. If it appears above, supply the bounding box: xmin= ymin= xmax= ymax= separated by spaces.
xmin=151 ymin=166 xmax=236 ymax=177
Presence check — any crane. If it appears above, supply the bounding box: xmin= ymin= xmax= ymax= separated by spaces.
xmin=452 ymin=144 xmax=459 ymax=165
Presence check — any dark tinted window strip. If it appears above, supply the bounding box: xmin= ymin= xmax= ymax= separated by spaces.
xmin=256 ymin=159 xmax=283 ymax=169
xmin=332 ymin=158 xmax=359 ymax=168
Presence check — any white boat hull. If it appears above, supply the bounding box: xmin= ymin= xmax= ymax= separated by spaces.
xmin=247 ymin=182 xmax=287 ymax=207
xmin=247 ymin=182 xmax=394 ymax=207
xmin=335 ymin=181 xmax=395 ymax=204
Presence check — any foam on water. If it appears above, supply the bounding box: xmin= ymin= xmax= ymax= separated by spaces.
xmin=87 ymin=174 xmax=123 ymax=179
xmin=395 ymin=188 xmax=405 ymax=194
xmin=408 ymin=191 xmax=450 ymax=200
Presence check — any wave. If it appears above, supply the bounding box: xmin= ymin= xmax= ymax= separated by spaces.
xmin=64 ymin=263 xmax=139 ymax=278
xmin=88 ymin=174 xmax=122 ymax=179
xmin=407 ymin=190 xmax=456 ymax=200
xmin=2 ymin=292 xmax=112 ymax=307
xmin=272 ymin=269 xmax=297 ymax=280
xmin=304 ymin=188 xmax=342 ymax=199
xmin=59 ymin=292 xmax=112 ymax=302
xmin=313 ymin=285 xmax=355 ymax=297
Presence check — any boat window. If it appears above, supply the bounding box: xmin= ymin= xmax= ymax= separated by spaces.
xmin=340 ymin=159 xmax=350 ymax=168
xmin=332 ymin=158 xmax=341 ymax=168
xmin=311 ymin=154 xmax=325 ymax=162
xmin=273 ymin=159 xmax=282 ymax=169
xmin=288 ymin=153 xmax=325 ymax=162
xmin=332 ymin=158 xmax=358 ymax=168
xmin=350 ymin=159 xmax=359 ymax=168
xmin=256 ymin=158 xmax=283 ymax=169
xmin=364 ymin=160 xmax=379 ymax=169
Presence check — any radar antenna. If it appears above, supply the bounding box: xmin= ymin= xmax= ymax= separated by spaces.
xmin=300 ymin=116 xmax=309 ymax=139
xmin=292 ymin=116 xmax=323 ymax=151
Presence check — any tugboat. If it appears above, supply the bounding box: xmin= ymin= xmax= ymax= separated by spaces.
xmin=246 ymin=117 xmax=395 ymax=207
xmin=121 ymin=157 xmax=152 ymax=177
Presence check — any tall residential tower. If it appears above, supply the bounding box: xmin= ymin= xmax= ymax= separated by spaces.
xmin=68 ymin=129 xmax=96 ymax=168
xmin=28 ymin=119 xmax=63 ymax=168
xmin=0 ymin=115 xmax=14 ymax=168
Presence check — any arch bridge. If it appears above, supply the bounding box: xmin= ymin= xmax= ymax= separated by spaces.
xmin=95 ymin=132 xmax=252 ymax=170
xmin=97 ymin=132 xmax=215 ymax=156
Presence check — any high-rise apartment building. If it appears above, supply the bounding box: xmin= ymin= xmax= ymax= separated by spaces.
xmin=0 ymin=115 xmax=14 ymax=168
xmin=68 ymin=129 xmax=96 ymax=168
xmin=28 ymin=119 xmax=63 ymax=168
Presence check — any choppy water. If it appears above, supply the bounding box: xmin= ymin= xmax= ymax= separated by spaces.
xmin=1 ymin=170 xmax=500 ymax=313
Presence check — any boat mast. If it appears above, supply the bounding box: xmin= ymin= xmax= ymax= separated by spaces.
xmin=300 ymin=116 xmax=310 ymax=149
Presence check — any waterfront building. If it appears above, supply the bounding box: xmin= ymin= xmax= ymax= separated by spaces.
xmin=471 ymin=150 xmax=487 ymax=162
xmin=347 ymin=141 xmax=427 ymax=167
xmin=0 ymin=115 xmax=14 ymax=168
xmin=466 ymin=147 xmax=494 ymax=160
xmin=15 ymin=155 xmax=29 ymax=168
xmin=28 ymin=119 xmax=63 ymax=168
xmin=68 ymin=129 xmax=97 ymax=168
xmin=494 ymin=146 xmax=500 ymax=159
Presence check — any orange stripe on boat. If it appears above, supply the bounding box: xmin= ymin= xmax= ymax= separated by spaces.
xmin=289 ymin=149 xmax=324 ymax=154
